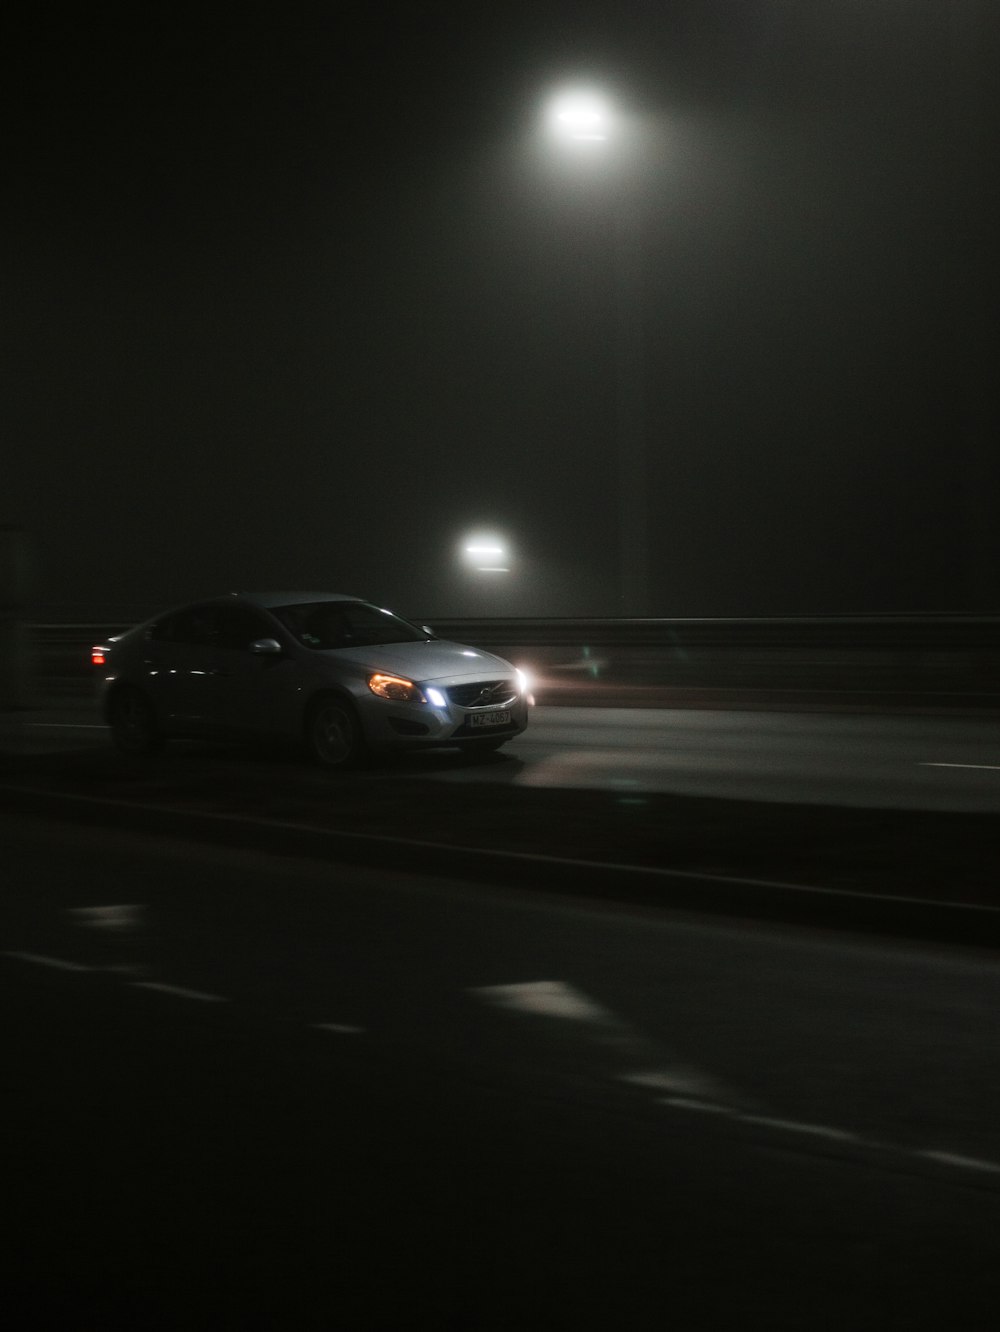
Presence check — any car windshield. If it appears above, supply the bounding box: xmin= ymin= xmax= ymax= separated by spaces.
xmin=272 ymin=600 xmax=430 ymax=650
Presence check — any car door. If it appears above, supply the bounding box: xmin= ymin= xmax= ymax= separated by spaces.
xmin=144 ymin=603 xmax=224 ymax=735
xmin=211 ymin=603 xmax=299 ymax=740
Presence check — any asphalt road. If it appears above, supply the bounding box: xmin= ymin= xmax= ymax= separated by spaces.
xmin=450 ymin=707 xmax=1000 ymax=812
xmin=5 ymin=812 xmax=1000 ymax=1329
xmin=6 ymin=702 xmax=1000 ymax=812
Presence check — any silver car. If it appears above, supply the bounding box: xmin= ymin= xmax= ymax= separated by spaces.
xmin=95 ymin=592 xmax=530 ymax=767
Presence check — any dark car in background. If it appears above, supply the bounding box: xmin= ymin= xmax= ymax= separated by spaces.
xmin=93 ymin=592 xmax=530 ymax=767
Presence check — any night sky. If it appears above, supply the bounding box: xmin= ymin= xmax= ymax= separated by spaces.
xmin=5 ymin=3 xmax=998 ymax=619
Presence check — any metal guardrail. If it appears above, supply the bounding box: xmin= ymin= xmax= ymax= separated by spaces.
xmin=19 ymin=615 xmax=1000 ymax=708
xmin=432 ymin=616 xmax=1000 ymax=703
xmin=430 ymin=614 xmax=1000 ymax=650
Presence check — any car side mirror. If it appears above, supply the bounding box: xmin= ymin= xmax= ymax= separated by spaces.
xmin=250 ymin=637 xmax=283 ymax=655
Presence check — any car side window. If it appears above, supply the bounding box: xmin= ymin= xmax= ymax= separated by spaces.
xmin=272 ymin=601 xmax=425 ymax=649
xmin=150 ymin=606 xmax=219 ymax=645
xmin=299 ymin=605 xmax=352 ymax=648
xmin=214 ymin=605 xmax=274 ymax=651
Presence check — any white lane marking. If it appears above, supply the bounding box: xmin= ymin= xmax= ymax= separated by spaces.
xmin=739 ymin=1115 xmax=859 ymax=1142
xmin=130 ymin=981 xmax=229 ymax=1003
xmin=658 ymin=1103 xmax=1000 ymax=1182
xmin=8 ymin=947 xmax=1000 ymax=1179
xmin=917 ymin=1151 xmax=1000 ymax=1175
xmin=471 ymin=981 xmax=742 ymax=1105
xmin=472 ymin=981 xmax=612 ymax=1022
xmin=920 ymin=762 xmax=1000 ymax=771
xmin=660 ymin=1097 xmax=734 ymax=1115
xmin=4 ymin=950 xmax=92 ymax=972
xmin=622 ymin=1068 xmax=731 ymax=1098
xmin=68 ymin=904 xmax=144 ymax=932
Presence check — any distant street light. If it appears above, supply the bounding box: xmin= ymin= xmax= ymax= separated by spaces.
xmin=460 ymin=531 xmax=512 ymax=574
xmin=546 ymin=89 xmax=615 ymax=144
xmin=542 ymin=86 xmax=648 ymax=617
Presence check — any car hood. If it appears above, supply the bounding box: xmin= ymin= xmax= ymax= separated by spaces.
xmin=318 ymin=639 xmax=514 ymax=682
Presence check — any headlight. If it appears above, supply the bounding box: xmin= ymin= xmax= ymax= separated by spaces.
xmin=516 ymin=667 xmax=531 ymax=694
xmin=368 ymin=673 xmax=423 ymax=702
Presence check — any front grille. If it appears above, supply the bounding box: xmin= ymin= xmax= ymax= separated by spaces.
xmin=447 ymin=678 xmax=517 ymax=708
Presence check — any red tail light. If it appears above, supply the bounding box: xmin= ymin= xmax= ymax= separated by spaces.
xmin=91 ymin=646 xmax=107 ymax=667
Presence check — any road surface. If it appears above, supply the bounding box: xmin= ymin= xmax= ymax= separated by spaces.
xmin=5 ymin=812 xmax=1000 ymax=1328
xmin=5 ymin=703 xmax=1000 ymax=811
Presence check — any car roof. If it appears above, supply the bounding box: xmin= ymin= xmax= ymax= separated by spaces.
xmin=233 ymin=591 xmax=363 ymax=608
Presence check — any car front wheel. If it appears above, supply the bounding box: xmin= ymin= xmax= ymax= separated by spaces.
xmin=306 ymin=696 xmax=364 ymax=768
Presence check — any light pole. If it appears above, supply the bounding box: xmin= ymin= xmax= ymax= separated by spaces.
xmin=544 ymin=88 xmax=648 ymax=617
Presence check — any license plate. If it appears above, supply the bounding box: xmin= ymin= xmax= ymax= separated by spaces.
xmin=469 ymin=709 xmax=511 ymax=728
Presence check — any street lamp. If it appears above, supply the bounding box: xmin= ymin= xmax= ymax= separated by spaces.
xmin=459 ymin=530 xmax=512 ymax=574
xmin=546 ymin=89 xmax=615 ymax=144
xmin=543 ymin=87 xmax=648 ymax=617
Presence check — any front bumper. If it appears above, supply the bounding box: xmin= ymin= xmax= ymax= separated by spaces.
xmin=358 ymin=691 xmax=530 ymax=749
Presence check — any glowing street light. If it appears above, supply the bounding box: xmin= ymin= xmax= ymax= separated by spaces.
xmin=546 ymin=89 xmax=615 ymax=144
xmin=460 ymin=531 xmax=512 ymax=574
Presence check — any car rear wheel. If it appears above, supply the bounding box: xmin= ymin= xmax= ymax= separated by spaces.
xmin=109 ymin=688 xmax=162 ymax=756
xmin=306 ymin=696 xmax=364 ymax=768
